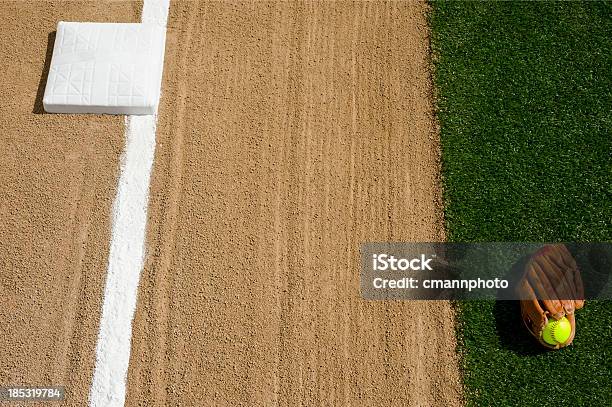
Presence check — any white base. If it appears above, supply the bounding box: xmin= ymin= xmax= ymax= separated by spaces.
xmin=43 ymin=22 xmax=166 ymax=115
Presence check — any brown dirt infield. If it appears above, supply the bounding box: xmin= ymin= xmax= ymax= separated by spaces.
xmin=127 ymin=1 xmax=462 ymax=406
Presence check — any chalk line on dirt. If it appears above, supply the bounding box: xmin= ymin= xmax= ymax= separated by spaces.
xmin=89 ymin=1 xmax=169 ymax=406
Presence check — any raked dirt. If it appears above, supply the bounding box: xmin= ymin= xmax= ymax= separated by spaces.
xmin=127 ymin=1 xmax=463 ymax=406
xmin=0 ymin=1 xmax=141 ymax=406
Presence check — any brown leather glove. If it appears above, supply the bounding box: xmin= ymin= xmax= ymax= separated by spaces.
xmin=516 ymin=244 xmax=585 ymax=349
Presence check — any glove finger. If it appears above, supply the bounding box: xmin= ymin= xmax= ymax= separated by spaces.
xmin=535 ymin=254 xmax=575 ymax=314
xmin=527 ymin=261 xmax=564 ymax=319
xmin=549 ymin=244 xmax=585 ymax=310
xmin=573 ymin=271 xmax=585 ymax=310
xmin=548 ymin=245 xmax=581 ymax=302
xmin=559 ymin=245 xmax=585 ymax=309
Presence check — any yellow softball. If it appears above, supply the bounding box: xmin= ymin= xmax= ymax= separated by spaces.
xmin=542 ymin=317 xmax=572 ymax=346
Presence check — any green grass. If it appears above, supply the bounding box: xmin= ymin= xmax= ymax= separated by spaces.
xmin=429 ymin=1 xmax=612 ymax=406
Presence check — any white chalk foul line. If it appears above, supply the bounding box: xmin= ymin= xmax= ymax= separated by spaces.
xmin=89 ymin=1 xmax=169 ymax=406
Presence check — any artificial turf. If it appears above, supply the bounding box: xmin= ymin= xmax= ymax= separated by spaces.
xmin=429 ymin=1 xmax=611 ymax=406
